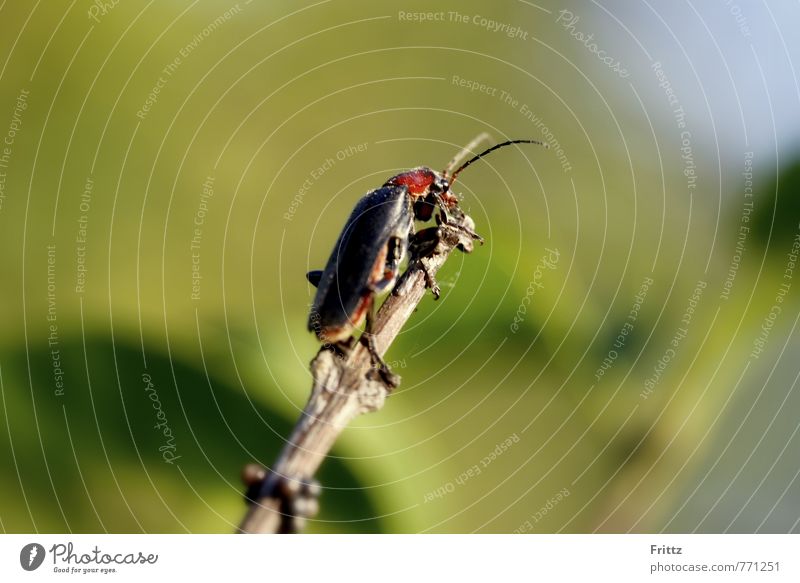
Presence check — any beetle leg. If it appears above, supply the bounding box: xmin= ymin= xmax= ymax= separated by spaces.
xmin=409 ymin=227 xmax=440 ymax=258
xmin=430 ymin=194 xmax=483 ymax=244
xmin=386 ymin=235 xmax=405 ymax=274
xmin=306 ymin=270 xmax=323 ymax=288
xmin=363 ymin=306 xmax=400 ymax=388
xmin=432 ymin=193 xmax=454 ymax=224
xmin=409 ymin=228 xmax=442 ymax=299
xmin=369 ymin=236 xmax=404 ymax=295
xmin=330 ymin=338 xmax=354 ymax=361
xmin=435 ymin=207 xmax=484 ymax=245
xmin=421 ymin=262 xmax=441 ymax=300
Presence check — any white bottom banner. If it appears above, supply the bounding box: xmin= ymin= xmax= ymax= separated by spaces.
xmin=1 ymin=534 xmax=797 ymax=582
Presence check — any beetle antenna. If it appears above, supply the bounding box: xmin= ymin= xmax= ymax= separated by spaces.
xmin=443 ymin=132 xmax=493 ymax=177
xmin=447 ymin=139 xmax=545 ymax=188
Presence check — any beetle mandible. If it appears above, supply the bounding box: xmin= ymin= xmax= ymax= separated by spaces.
xmin=306 ymin=134 xmax=542 ymax=384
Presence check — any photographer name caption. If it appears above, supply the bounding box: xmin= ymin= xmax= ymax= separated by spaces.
xmin=647 ymin=542 xmax=786 ymax=577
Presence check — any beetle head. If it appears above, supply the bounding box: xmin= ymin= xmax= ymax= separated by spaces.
xmin=385 ymin=139 xmax=544 ymax=221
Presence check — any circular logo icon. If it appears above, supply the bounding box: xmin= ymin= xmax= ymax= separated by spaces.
xmin=20 ymin=543 xmax=46 ymax=571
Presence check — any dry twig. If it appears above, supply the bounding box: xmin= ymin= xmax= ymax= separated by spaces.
xmin=238 ymin=221 xmax=476 ymax=534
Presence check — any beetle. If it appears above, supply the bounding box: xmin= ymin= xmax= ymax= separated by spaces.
xmin=306 ymin=134 xmax=542 ymax=382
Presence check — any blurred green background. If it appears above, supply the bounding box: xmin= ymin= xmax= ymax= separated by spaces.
xmin=1 ymin=0 xmax=799 ymax=533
